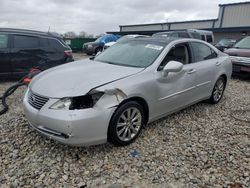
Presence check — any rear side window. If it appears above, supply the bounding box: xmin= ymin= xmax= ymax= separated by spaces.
xmin=206 ymin=35 xmax=213 ymax=43
xmin=48 ymin=39 xmax=64 ymax=51
xmin=201 ymin=35 xmax=205 ymax=41
xmin=190 ymin=42 xmax=217 ymax=62
xmin=0 ymin=34 xmax=8 ymax=48
xmin=190 ymin=32 xmax=201 ymax=39
xmin=14 ymin=35 xmax=40 ymax=48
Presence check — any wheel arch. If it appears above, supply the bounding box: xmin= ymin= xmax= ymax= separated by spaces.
xmin=118 ymin=96 xmax=149 ymax=124
xmin=220 ymin=74 xmax=228 ymax=85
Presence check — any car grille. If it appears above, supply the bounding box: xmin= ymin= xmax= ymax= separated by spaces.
xmin=28 ymin=91 xmax=49 ymax=110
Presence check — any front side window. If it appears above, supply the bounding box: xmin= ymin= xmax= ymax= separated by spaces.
xmin=158 ymin=43 xmax=190 ymax=70
xmin=95 ymin=40 xmax=166 ymax=68
xmin=0 ymin=34 xmax=8 ymax=49
xmin=14 ymin=35 xmax=39 ymax=48
xmin=190 ymin=42 xmax=217 ymax=62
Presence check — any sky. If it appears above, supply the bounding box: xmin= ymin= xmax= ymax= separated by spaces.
xmin=0 ymin=0 xmax=246 ymax=36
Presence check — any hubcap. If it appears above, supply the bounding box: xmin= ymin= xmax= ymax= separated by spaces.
xmin=116 ymin=107 xmax=142 ymax=141
xmin=213 ymin=79 xmax=224 ymax=101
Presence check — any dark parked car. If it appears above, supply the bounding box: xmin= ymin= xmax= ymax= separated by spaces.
xmin=215 ymin=39 xmax=236 ymax=52
xmin=0 ymin=28 xmax=73 ymax=78
xmin=82 ymin=34 xmax=119 ymax=55
xmin=224 ymin=36 xmax=250 ymax=77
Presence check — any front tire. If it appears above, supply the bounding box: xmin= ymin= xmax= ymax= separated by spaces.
xmin=108 ymin=101 xmax=145 ymax=146
xmin=209 ymin=76 xmax=226 ymax=104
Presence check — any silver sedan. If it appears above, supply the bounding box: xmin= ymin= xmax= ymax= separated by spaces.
xmin=23 ymin=38 xmax=232 ymax=146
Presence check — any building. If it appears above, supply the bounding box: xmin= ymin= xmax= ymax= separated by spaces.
xmin=108 ymin=1 xmax=250 ymax=42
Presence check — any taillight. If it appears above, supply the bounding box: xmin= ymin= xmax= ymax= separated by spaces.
xmin=64 ymin=50 xmax=72 ymax=57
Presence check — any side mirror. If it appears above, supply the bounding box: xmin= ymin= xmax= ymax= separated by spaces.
xmin=162 ymin=61 xmax=183 ymax=77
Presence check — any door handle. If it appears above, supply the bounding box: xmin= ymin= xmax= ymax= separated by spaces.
xmin=216 ymin=62 xmax=221 ymax=66
xmin=187 ymin=69 xmax=196 ymax=74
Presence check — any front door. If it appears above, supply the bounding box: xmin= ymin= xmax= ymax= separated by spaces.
xmin=0 ymin=34 xmax=11 ymax=76
xmin=152 ymin=43 xmax=197 ymax=119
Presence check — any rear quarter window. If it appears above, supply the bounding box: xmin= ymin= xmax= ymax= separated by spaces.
xmin=48 ymin=39 xmax=64 ymax=51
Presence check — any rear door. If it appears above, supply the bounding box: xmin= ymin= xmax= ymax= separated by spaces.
xmin=11 ymin=34 xmax=42 ymax=76
xmin=189 ymin=41 xmax=219 ymax=99
xmin=0 ymin=34 xmax=11 ymax=76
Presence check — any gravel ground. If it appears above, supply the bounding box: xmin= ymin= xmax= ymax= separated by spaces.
xmin=0 ymin=78 xmax=250 ymax=188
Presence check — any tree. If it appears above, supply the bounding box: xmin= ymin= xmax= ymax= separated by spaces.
xmin=79 ymin=31 xmax=87 ymax=38
xmin=63 ymin=31 xmax=77 ymax=38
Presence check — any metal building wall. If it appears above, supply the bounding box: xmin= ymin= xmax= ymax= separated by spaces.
xmin=120 ymin=24 xmax=163 ymax=32
xmin=170 ymin=21 xmax=213 ymax=30
xmin=222 ymin=4 xmax=250 ymax=27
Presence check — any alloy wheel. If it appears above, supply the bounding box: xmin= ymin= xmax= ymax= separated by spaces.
xmin=116 ymin=107 xmax=142 ymax=142
xmin=213 ymin=78 xmax=225 ymax=102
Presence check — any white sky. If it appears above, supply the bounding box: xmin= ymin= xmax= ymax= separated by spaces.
xmin=0 ymin=0 xmax=246 ymax=35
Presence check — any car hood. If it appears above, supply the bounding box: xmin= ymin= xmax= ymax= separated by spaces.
xmin=224 ymin=48 xmax=250 ymax=58
xmin=30 ymin=59 xmax=144 ymax=98
xmin=105 ymin=42 xmax=116 ymax=47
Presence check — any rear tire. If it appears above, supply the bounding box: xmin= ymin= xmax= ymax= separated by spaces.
xmin=209 ymin=76 xmax=226 ymax=104
xmin=108 ymin=101 xmax=145 ymax=146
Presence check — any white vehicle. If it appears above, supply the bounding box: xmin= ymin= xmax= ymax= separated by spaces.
xmin=23 ymin=38 xmax=231 ymax=146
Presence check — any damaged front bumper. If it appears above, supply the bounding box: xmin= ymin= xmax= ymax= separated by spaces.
xmin=23 ymin=89 xmax=118 ymax=146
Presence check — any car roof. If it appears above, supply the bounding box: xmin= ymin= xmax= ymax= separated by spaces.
xmin=0 ymin=28 xmax=62 ymax=39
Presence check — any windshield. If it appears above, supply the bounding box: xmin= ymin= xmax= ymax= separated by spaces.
xmin=94 ymin=40 xmax=165 ymax=68
xmin=117 ymin=36 xmax=135 ymax=43
xmin=95 ymin=36 xmax=103 ymax=43
xmin=234 ymin=36 xmax=250 ymax=49
xmin=152 ymin=32 xmax=171 ymax=38
xmin=217 ymin=39 xmax=236 ymax=46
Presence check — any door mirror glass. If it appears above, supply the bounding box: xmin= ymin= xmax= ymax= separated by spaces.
xmin=162 ymin=61 xmax=183 ymax=77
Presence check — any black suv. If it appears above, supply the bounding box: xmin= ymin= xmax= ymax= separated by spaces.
xmin=0 ymin=28 xmax=74 ymax=78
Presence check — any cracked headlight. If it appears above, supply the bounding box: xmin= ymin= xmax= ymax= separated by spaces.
xmin=49 ymin=91 xmax=104 ymax=110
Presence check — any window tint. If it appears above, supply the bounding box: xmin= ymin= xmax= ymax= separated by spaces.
xmin=0 ymin=34 xmax=8 ymax=48
xmin=190 ymin=42 xmax=217 ymax=62
xmin=201 ymin=35 xmax=205 ymax=41
xmin=158 ymin=43 xmax=190 ymax=70
xmin=14 ymin=35 xmax=39 ymax=48
xmin=206 ymin=35 xmax=213 ymax=43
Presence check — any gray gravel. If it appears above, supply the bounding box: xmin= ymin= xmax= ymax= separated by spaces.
xmin=0 ymin=78 xmax=250 ymax=188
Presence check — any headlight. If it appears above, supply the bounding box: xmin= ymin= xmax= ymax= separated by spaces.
xmin=88 ymin=45 xmax=93 ymax=48
xmin=49 ymin=98 xmax=72 ymax=110
xmin=49 ymin=91 xmax=104 ymax=110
